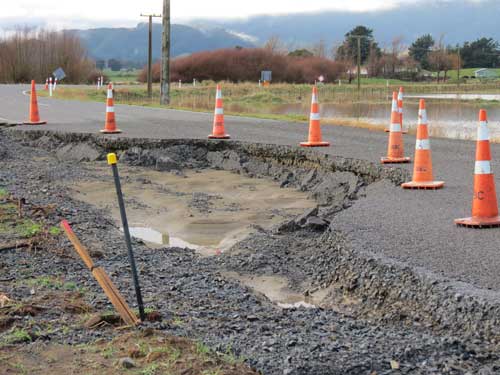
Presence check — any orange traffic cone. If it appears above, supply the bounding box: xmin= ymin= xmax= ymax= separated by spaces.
xmin=300 ymin=86 xmax=329 ymax=147
xmin=385 ymin=87 xmax=408 ymax=134
xmin=381 ymin=91 xmax=410 ymax=164
xmin=402 ymin=99 xmax=444 ymax=189
xmin=455 ymin=109 xmax=500 ymax=228
xmin=398 ymin=87 xmax=409 ymax=134
xmin=100 ymin=83 xmax=121 ymax=134
xmin=23 ymin=80 xmax=46 ymax=125
xmin=208 ymin=85 xmax=230 ymax=139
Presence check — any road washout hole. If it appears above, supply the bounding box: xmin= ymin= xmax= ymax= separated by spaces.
xmin=12 ymin=130 xmax=500 ymax=343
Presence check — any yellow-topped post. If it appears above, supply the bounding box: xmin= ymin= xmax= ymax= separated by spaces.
xmin=108 ymin=151 xmax=146 ymax=321
xmin=107 ymin=153 xmax=117 ymax=165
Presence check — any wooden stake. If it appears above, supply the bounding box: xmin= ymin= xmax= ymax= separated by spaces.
xmin=61 ymin=220 xmax=139 ymax=326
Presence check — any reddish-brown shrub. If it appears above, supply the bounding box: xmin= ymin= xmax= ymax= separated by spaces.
xmin=86 ymin=70 xmax=109 ymax=85
xmin=140 ymin=48 xmax=345 ymax=84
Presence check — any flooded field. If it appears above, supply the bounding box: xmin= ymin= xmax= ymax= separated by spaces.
xmin=224 ymin=98 xmax=500 ymax=141
xmin=70 ymin=166 xmax=315 ymax=256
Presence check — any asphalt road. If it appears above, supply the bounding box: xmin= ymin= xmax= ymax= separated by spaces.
xmin=2 ymin=83 xmax=500 ymax=292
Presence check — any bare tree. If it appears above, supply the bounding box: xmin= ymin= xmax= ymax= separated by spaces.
xmin=0 ymin=27 xmax=95 ymax=83
xmin=330 ymin=41 xmax=343 ymax=60
xmin=264 ymin=35 xmax=287 ymax=55
xmin=366 ymin=43 xmax=383 ymax=77
xmin=311 ymin=40 xmax=327 ymax=58
xmin=428 ymin=36 xmax=453 ymax=82
xmin=388 ymin=37 xmax=405 ymax=75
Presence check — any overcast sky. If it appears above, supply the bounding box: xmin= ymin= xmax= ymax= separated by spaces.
xmin=0 ymin=0 xmax=424 ymax=29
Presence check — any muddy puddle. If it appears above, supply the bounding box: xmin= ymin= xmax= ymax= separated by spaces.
xmin=224 ymin=272 xmax=330 ymax=309
xmin=70 ymin=166 xmax=315 ymax=256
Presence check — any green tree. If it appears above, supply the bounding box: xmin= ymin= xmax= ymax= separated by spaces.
xmin=336 ymin=25 xmax=380 ymax=65
xmin=461 ymin=38 xmax=500 ymax=68
xmin=108 ymin=58 xmax=123 ymax=71
xmin=288 ymin=49 xmax=313 ymax=58
xmin=409 ymin=34 xmax=435 ymax=69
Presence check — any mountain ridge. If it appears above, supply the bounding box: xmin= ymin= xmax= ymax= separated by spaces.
xmin=73 ymin=0 xmax=500 ymax=64
xmin=191 ymin=0 xmax=500 ymax=47
xmin=73 ymin=23 xmax=254 ymax=64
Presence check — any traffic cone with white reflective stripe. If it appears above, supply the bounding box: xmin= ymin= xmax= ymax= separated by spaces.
xmin=381 ymin=92 xmax=410 ymax=164
xmin=300 ymin=86 xmax=329 ymax=147
xmin=23 ymin=80 xmax=46 ymax=125
xmin=385 ymin=87 xmax=408 ymax=134
xmin=100 ymin=83 xmax=121 ymax=134
xmin=402 ymin=99 xmax=444 ymax=189
xmin=455 ymin=109 xmax=500 ymax=228
xmin=397 ymin=87 xmax=409 ymax=134
xmin=385 ymin=86 xmax=408 ymax=134
xmin=208 ymin=85 xmax=230 ymax=139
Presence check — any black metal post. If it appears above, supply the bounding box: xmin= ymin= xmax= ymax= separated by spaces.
xmin=107 ymin=153 xmax=146 ymax=322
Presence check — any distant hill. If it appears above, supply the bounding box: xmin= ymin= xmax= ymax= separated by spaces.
xmin=72 ymin=0 xmax=500 ymax=65
xmin=191 ymin=0 xmax=500 ymax=48
xmin=73 ymin=23 xmax=254 ymax=64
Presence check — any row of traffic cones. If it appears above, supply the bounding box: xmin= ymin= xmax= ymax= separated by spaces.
xmin=207 ymin=85 xmax=330 ymax=144
xmin=23 ymin=81 xmax=121 ymax=134
xmin=383 ymin=89 xmax=500 ymax=228
xmin=207 ymin=84 xmax=500 ymax=229
xmin=23 ymin=81 xmax=500 ymax=228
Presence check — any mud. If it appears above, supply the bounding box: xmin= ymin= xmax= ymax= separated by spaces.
xmin=70 ymin=166 xmax=315 ymax=256
xmin=3 ymin=128 xmax=500 ymax=373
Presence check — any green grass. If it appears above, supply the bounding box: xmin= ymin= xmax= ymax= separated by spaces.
xmin=103 ymin=69 xmax=140 ymax=83
xmin=0 ymin=188 xmax=61 ymax=240
xmin=101 ymin=345 xmax=115 ymax=360
xmin=358 ymin=77 xmax=407 ymax=85
xmin=2 ymin=328 xmax=32 ymax=345
xmin=196 ymin=342 xmax=211 ymax=357
xmin=16 ymin=220 xmax=42 ymax=237
xmin=202 ymin=371 xmax=222 ymax=375
xmin=435 ymin=67 xmax=500 ymax=80
xmin=139 ymin=364 xmax=160 ymax=375
xmin=0 ymin=216 xmax=44 ymax=239
xmin=48 ymin=226 xmax=62 ymax=236
xmin=220 ymin=344 xmax=246 ymax=365
xmin=26 ymin=276 xmax=79 ymax=291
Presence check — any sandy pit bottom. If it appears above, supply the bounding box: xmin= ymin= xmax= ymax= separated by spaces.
xmin=70 ymin=166 xmax=315 ymax=256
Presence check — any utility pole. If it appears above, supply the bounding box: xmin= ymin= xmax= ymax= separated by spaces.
xmin=457 ymin=47 xmax=461 ymax=87
xmin=160 ymin=0 xmax=171 ymax=105
xmin=141 ymin=13 xmax=161 ymax=99
xmin=357 ymin=37 xmax=361 ymax=92
xmin=349 ymin=35 xmax=370 ymax=93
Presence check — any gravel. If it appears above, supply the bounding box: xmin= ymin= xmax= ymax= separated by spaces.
xmin=2 ymin=129 xmax=500 ymax=374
